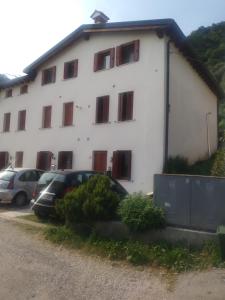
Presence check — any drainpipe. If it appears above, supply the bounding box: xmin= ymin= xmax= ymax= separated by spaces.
xmin=164 ymin=39 xmax=171 ymax=170
xmin=206 ymin=112 xmax=212 ymax=158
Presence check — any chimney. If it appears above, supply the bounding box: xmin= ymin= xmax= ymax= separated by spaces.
xmin=90 ymin=10 xmax=109 ymax=24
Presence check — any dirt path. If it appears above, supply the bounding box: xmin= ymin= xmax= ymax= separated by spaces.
xmin=0 ymin=218 xmax=225 ymax=300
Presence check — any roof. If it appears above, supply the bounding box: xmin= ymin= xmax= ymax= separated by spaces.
xmin=1 ymin=18 xmax=223 ymax=98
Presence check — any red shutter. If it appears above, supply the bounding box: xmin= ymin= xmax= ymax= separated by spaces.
xmin=93 ymin=151 xmax=107 ymax=172
xmin=4 ymin=113 xmax=10 ymax=132
xmin=134 ymin=40 xmax=140 ymax=62
xmin=41 ymin=70 xmax=45 ymax=85
xmin=112 ymin=151 xmax=119 ymax=178
xmin=15 ymin=152 xmax=23 ymax=168
xmin=74 ymin=59 xmax=78 ymax=77
xmin=110 ymin=48 xmax=115 ymax=68
xmin=63 ymin=102 xmax=73 ymax=126
xmin=116 ymin=46 xmax=121 ymax=66
xmin=63 ymin=62 xmax=68 ymax=79
xmin=18 ymin=110 xmax=26 ymax=130
xmin=94 ymin=53 xmax=99 ymax=72
xmin=127 ymin=92 xmax=133 ymax=120
xmin=103 ymin=96 xmax=109 ymax=122
xmin=118 ymin=94 xmax=123 ymax=121
xmin=43 ymin=106 xmax=52 ymax=128
xmin=58 ymin=151 xmax=73 ymax=169
xmin=36 ymin=151 xmax=52 ymax=170
xmin=126 ymin=150 xmax=132 ymax=180
xmin=52 ymin=66 xmax=56 ymax=83
xmin=0 ymin=152 xmax=9 ymax=170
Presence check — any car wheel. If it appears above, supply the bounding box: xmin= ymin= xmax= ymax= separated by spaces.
xmin=34 ymin=210 xmax=49 ymax=220
xmin=14 ymin=193 xmax=27 ymax=207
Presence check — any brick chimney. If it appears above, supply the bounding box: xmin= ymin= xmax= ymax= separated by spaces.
xmin=90 ymin=10 xmax=109 ymax=24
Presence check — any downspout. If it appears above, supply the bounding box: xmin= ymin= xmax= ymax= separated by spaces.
xmin=164 ymin=39 xmax=171 ymax=170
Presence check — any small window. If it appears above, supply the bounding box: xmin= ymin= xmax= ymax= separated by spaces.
xmin=116 ymin=40 xmax=139 ymax=66
xmin=18 ymin=110 xmax=26 ymax=131
xmin=64 ymin=60 xmax=78 ymax=79
xmin=96 ymin=96 xmax=109 ymax=123
xmin=3 ymin=113 xmax=10 ymax=132
xmin=42 ymin=106 xmax=52 ymax=128
xmin=0 ymin=152 xmax=9 ymax=170
xmin=93 ymin=151 xmax=107 ymax=172
xmin=63 ymin=102 xmax=74 ymax=126
xmin=5 ymin=89 xmax=12 ymax=98
xmin=19 ymin=170 xmax=38 ymax=182
xmin=15 ymin=151 xmax=23 ymax=168
xmin=112 ymin=150 xmax=132 ymax=180
xmin=58 ymin=151 xmax=73 ymax=170
xmin=36 ymin=151 xmax=52 ymax=170
xmin=118 ymin=91 xmax=133 ymax=121
xmin=20 ymin=85 xmax=28 ymax=94
xmin=94 ymin=48 xmax=115 ymax=71
xmin=42 ymin=66 xmax=56 ymax=85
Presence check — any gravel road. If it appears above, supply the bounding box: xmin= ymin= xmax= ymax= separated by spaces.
xmin=0 ymin=218 xmax=225 ymax=300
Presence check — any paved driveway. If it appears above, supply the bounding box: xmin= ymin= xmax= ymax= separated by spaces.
xmin=0 ymin=216 xmax=225 ymax=299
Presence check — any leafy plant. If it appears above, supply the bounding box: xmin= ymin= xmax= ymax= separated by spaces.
xmin=118 ymin=192 xmax=165 ymax=232
xmin=164 ymin=156 xmax=189 ymax=174
xmin=211 ymin=149 xmax=225 ymax=176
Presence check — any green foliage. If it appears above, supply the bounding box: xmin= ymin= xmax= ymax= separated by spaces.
xmin=62 ymin=175 xmax=120 ymax=226
xmin=44 ymin=225 xmax=225 ymax=271
xmin=188 ymin=154 xmax=216 ymax=176
xmin=211 ymin=149 xmax=225 ymax=176
xmin=118 ymin=193 xmax=165 ymax=232
xmin=164 ymin=156 xmax=189 ymax=174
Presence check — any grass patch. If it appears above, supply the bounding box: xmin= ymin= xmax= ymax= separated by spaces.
xmin=17 ymin=214 xmax=43 ymax=223
xmin=44 ymin=225 xmax=225 ymax=272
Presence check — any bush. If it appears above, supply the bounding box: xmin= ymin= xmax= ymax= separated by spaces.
xmin=118 ymin=192 xmax=166 ymax=232
xmin=62 ymin=175 xmax=120 ymax=226
xmin=211 ymin=149 xmax=225 ymax=176
xmin=164 ymin=156 xmax=189 ymax=174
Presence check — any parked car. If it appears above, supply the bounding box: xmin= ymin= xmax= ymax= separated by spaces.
xmin=31 ymin=170 xmax=128 ymax=218
xmin=0 ymin=168 xmax=44 ymax=206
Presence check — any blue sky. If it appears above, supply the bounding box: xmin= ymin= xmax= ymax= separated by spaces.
xmin=1 ymin=0 xmax=224 ymax=76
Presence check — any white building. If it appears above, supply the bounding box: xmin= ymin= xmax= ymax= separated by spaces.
xmin=0 ymin=15 xmax=223 ymax=193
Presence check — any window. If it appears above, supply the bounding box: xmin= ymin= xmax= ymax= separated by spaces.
xmin=15 ymin=151 xmax=23 ymax=167
xmin=58 ymin=151 xmax=73 ymax=169
xmin=0 ymin=152 xmax=9 ymax=170
xmin=5 ymin=89 xmax=12 ymax=98
xmin=116 ymin=40 xmax=139 ymax=66
xmin=20 ymin=85 xmax=28 ymax=94
xmin=63 ymin=102 xmax=74 ymax=126
xmin=112 ymin=150 xmax=132 ymax=180
xmin=93 ymin=151 xmax=107 ymax=172
xmin=36 ymin=151 xmax=52 ymax=170
xmin=18 ymin=110 xmax=26 ymax=131
xmin=19 ymin=170 xmax=39 ymax=182
xmin=64 ymin=60 xmax=78 ymax=79
xmin=42 ymin=66 xmax=56 ymax=85
xmin=118 ymin=91 xmax=133 ymax=121
xmin=42 ymin=106 xmax=52 ymax=128
xmin=96 ymin=96 xmax=109 ymax=123
xmin=94 ymin=48 xmax=115 ymax=71
xmin=3 ymin=113 xmax=10 ymax=132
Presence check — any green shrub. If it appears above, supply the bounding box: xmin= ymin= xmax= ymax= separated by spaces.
xmin=63 ymin=175 xmax=120 ymax=226
xmin=211 ymin=149 xmax=225 ymax=176
xmin=164 ymin=156 xmax=189 ymax=174
xmin=118 ymin=192 xmax=166 ymax=232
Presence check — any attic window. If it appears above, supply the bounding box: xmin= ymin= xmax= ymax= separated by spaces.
xmin=94 ymin=48 xmax=115 ymax=71
xmin=20 ymin=84 xmax=28 ymax=94
xmin=42 ymin=66 xmax=56 ymax=85
xmin=116 ymin=40 xmax=140 ymax=66
xmin=5 ymin=89 xmax=12 ymax=98
xmin=64 ymin=60 xmax=78 ymax=79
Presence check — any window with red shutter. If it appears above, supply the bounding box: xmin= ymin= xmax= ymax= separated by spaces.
xmin=64 ymin=60 xmax=78 ymax=79
xmin=36 ymin=151 xmax=52 ymax=170
xmin=20 ymin=85 xmax=28 ymax=94
xmin=18 ymin=110 xmax=26 ymax=131
xmin=95 ymin=96 xmax=109 ymax=123
xmin=94 ymin=48 xmax=115 ymax=71
xmin=58 ymin=151 xmax=73 ymax=169
xmin=3 ymin=113 xmax=10 ymax=132
xmin=15 ymin=152 xmax=23 ymax=168
xmin=42 ymin=66 xmax=56 ymax=85
xmin=42 ymin=106 xmax=52 ymax=128
xmin=0 ymin=152 xmax=9 ymax=170
xmin=112 ymin=150 xmax=132 ymax=180
xmin=63 ymin=102 xmax=74 ymax=126
xmin=93 ymin=151 xmax=107 ymax=172
xmin=116 ymin=40 xmax=139 ymax=66
xmin=118 ymin=92 xmax=133 ymax=121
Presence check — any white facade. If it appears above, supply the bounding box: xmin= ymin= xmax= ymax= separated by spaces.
xmin=0 ymin=23 xmax=219 ymax=193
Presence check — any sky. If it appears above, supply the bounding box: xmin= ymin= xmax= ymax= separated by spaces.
xmin=1 ymin=0 xmax=225 ymax=76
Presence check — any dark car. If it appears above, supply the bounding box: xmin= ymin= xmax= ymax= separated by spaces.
xmin=31 ymin=170 xmax=127 ymax=218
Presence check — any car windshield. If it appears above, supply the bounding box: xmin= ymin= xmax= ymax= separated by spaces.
xmin=38 ymin=172 xmax=58 ymax=186
xmin=46 ymin=174 xmax=66 ymax=196
xmin=0 ymin=170 xmax=16 ymax=181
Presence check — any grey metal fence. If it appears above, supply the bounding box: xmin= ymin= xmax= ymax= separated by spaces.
xmin=154 ymin=174 xmax=225 ymax=232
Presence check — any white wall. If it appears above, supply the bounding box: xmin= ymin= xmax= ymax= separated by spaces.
xmin=168 ymin=42 xmax=218 ymax=163
xmin=0 ymin=31 xmax=166 ymax=193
